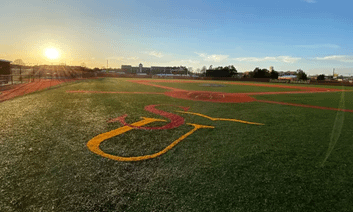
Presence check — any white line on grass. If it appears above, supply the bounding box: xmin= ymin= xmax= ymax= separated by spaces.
xmin=321 ymin=87 xmax=345 ymax=167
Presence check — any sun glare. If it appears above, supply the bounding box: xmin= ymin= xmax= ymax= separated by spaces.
xmin=44 ymin=48 xmax=60 ymax=60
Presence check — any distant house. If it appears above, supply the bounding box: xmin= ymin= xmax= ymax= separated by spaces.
xmin=278 ymin=71 xmax=296 ymax=76
xmin=121 ymin=64 xmax=185 ymax=75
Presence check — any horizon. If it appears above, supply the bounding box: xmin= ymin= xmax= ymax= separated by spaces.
xmin=1 ymin=0 xmax=353 ymax=76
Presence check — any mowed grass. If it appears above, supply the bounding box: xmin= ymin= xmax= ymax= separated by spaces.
xmin=268 ymin=82 xmax=353 ymax=90
xmin=137 ymin=78 xmax=353 ymax=91
xmin=1 ymin=78 xmax=353 ymax=211
xmin=148 ymin=81 xmax=299 ymax=93
xmin=254 ymin=90 xmax=353 ymax=110
xmin=61 ymin=77 xmax=168 ymax=93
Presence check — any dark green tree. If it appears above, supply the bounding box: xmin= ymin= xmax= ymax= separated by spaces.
xmin=253 ymin=67 xmax=271 ymax=78
xmin=270 ymin=70 xmax=279 ymax=79
xmin=206 ymin=65 xmax=237 ymax=77
xmin=317 ymin=74 xmax=325 ymax=80
xmin=297 ymin=69 xmax=308 ymax=80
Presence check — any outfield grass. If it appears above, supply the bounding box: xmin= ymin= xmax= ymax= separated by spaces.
xmin=61 ymin=78 xmax=169 ymax=93
xmin=131 ymin=78 xmax=353 ymax=90
xmin=254 ymin=90 xmax=353 ymax=110
xmin=268 ymin=83 xmax=353 ymax=90
xmin=1 ymin=78 xmax=353 ymax=211
xmin=148 ymin=81 xmax=300 ymax=93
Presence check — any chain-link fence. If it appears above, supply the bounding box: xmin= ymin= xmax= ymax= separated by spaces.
xmin=0 ymin=65 xmax=97 ymax=88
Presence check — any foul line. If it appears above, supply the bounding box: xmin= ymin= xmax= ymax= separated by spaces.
xmin=256 ymin=99 xmax=353 ymax=113
xmin=176 ymin=111 xmax=264 ymax=125
xmin=321 ymin=89 xmax=346 ymax=167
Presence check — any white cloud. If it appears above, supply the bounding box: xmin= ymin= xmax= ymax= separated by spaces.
xmin=171 ymin=59 xmax=200 ymax=65
xmin=233 ymin=56 xmax=301 ymax=63
xmin=195 ymin=52 xmax=229 ymax=62
xmin=148 ymin=51 xmax=164 ymax=58
xmin=296 ymin=44 xmax=339 ymax=49
xmin=315 ymin=55 xmax=353 ymax=63
xmin=303 ymin=0 xmax=316 ymax=3
xmin=106 ymin=56 xmax=139 ymax=61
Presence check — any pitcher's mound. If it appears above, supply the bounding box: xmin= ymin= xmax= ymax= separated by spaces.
xmin=164 ymin=91 xmax=256 ymax=103
xmin=199 ymin=83 xmax=227 ymax=87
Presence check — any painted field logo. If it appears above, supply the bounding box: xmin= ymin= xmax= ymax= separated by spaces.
xmin=87 ymin=105 xmax=264 ymax=162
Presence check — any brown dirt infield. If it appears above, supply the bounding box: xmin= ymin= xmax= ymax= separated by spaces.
xmin=164 ymin=90 xmax=256 ymax=103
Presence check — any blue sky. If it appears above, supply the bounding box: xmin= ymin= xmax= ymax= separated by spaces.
xmin=1 ymin=0 xmax=353 ymax=75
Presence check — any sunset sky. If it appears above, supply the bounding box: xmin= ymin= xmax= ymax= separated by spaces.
xmin=1 ymin=0 xmax=352 ymax=75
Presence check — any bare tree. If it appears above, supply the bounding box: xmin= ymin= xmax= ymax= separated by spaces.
xmin=13 ymin=59 xmax=25 ymax=66
xmin=201 ymin=66 xmax=207 ymax=76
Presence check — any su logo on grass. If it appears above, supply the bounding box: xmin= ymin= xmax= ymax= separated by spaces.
xmin=87 ymin=104 xmax=264 ymax=162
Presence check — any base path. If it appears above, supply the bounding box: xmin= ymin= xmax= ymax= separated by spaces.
xmin=164 ymin=90 xmax=256 ymax=103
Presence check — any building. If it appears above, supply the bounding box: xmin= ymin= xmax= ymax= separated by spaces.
xmin=278 ymin=75 xmax=298 ymax=81
xmin=0 ymin=59 xmax=12 ymax=84
xmin=278 ymin=71 xmax=297 ymax=76
xmin=269 ymin=66 xmax=274 ymax=72
xmin=0 ymin=59 xmax=11 ymax=75
xmin=121 ymin=64 xmax=184 ymax=75
xmin=121 ymin=65 xmax=132 ymax=73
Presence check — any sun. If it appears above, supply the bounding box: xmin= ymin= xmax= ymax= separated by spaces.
xmin=44 ymin=48 xmax=60 ymax=60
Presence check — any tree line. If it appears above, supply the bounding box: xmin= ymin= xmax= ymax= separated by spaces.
xmin=201 ymin=65 xmax=308 ymax=80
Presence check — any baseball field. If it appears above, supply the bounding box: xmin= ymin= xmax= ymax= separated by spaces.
xmin=1 ymin=77 xmax=353 ymax=211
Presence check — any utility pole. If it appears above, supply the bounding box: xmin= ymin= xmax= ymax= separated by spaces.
xmin=333 ymin=68 xmax=335 ymax=78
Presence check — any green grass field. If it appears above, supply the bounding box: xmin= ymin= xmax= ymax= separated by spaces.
xmin=1 ymin=78 xmax=353 ymax=211
xmin=255 ymin=91 xmax=353 ymax=110
xmin=147 ymin=81 xmax=299 ymax=92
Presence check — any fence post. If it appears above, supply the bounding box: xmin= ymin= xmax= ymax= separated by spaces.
xmin=20 ymin=66 xmax=22 ymax=83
